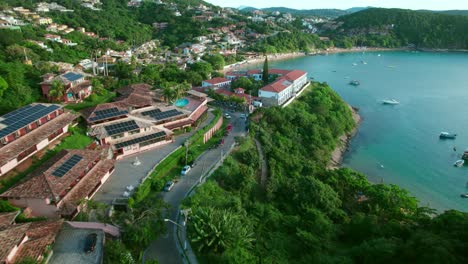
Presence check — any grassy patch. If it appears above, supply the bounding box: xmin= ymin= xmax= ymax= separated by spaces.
xmin=0 ymin=124 xmax=92 ymax=193
xmin=55 ymin=125 xmax=92 ymax=151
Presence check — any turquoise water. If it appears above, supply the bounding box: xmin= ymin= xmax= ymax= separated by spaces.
xmin=248 ymin=51 xmax=468 ymax=212
xmin=175 ymin=98 xmax=189 ymax=107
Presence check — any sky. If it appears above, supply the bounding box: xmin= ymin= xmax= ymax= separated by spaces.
xmin=204 ymin=0 xmax=468 ymax=10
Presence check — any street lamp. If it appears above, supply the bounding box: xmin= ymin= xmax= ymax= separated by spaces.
xmin=164 ymin=218 xmax=184 ymax=228
xmin=164 ymin=218 xmax=187 ymax=250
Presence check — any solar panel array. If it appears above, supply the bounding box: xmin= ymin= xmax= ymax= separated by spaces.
xmin=115 ymin=131 xmax=166 ymax=149
xmin=63 ymin=72 xmax=83 ymax=82
xmin=89 ymin=107 xmax=128 ymax=122
xmin=0 ymin=104 xmax=61 ymax=138
xmin=141 ymin=108 xmax=161 ymax=116
xmin=104 ymin=120 xmax=139 ymax=136
xmin=52 ymin=154 xmax=83 ymax=177
xmin=142 ymin=109 xmax=183 ymax=121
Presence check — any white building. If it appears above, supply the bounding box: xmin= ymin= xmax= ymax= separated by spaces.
xmin=259 ymin=70 xmax=308 ymax=106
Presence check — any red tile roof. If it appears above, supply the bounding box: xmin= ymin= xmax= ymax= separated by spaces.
xmin=116 ymin=83 xmax=152 ymax=96
xmin=0 ymin=212 xmax=20 ymax=230
xmin=215 ymin=89 xmax=234 ymax=97
xmin=0 ymin=149 xmax=114 ymax=205
xmin=283 ymin=70 xmax=307 ymax=81
xmin=246 ymin=69 xmax=261 ymax=75
xmin=269 ymin=69 xmax=291 ymax=75
xmin=203 ymin=77 xmax=229 ymax=85
xmin=0 ymin=224 xmax=29 ymax=262
xmin=9 ymin=221 xmax=63 ymax=263
xmin=261 ymin=79 xmax=292 ymax=93
xmin=0 ymin=112 xmax=79 ymax=168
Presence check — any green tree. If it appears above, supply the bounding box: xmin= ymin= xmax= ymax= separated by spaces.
xmin=189 ymin=207 xmax=254 ymax=254
xmin=0 ymin=76 xmax=8 ymax=98
xmin=90 ymin=78 xmax=106 ymax=96
xmin=48 ymin=80 xmax=65 ymax=101
xmin=189 ymin=62 xmax=213 ymax=79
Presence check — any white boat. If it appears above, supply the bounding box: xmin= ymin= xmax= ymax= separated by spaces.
xmin=377 ymin=54 xmax=381 ymax=57
xmin=439 ymin=132 xmax=457 ymax=139
xmin=381 ymin=99 xmax=400 ymax=105
xmin=454 ymin=159 xmax=464 ymax=167
xmin=352 ymin=63 xmax=358 ymax=66
xmin=361 ymin=60 xmax=367 ymax=65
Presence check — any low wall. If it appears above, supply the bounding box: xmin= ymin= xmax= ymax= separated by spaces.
xmin=203 ymin=117 xmax=223 ymax=144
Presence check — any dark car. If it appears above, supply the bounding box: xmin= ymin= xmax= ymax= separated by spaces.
xmin=84 ymin=233 xmax=98 ymax=253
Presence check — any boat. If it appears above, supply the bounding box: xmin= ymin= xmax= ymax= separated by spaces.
xmin=352 ymin=63 xmax=358 ymax=66
xmin=439 ymin=132 xmax=457 ymax=139
xmin=460 ymin=193 xmax=468 ymax=198
xmin=361 ymin=60 xmax=367 ymax=65
xmin=387 ymin=65 xmax=396 ymax=68
xmin=381 ymin=99 xmax=400 ymax=105
xmin=377 ymin=54 xmax=381 ymax=57
xmin=454 ymin=159 xmax=464 ymax=167
xmin=349 ymin=80 xmax=360 ymax=86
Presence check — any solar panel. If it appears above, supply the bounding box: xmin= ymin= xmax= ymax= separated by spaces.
xmin=141 ymin=109 xmax=161 ymax=116
xmin=142 ymin=109 xmax=184 ymax=121
xmin=52 ymin=154 xmax=83 ymax=177
xmin=115 ymin=131 xmax=166 ymax=149
xmin=63 ymin=72 xmax=83 ymax=82
xmin=89 ymin=107 xmax=128 ymax=122
xmin=0 ymin=104 xmax=61 ymax=138
xmin=104 ymin=120 xmax=139 ymax=136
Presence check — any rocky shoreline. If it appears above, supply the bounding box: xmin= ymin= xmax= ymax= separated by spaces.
xmin=328 ymin=105 xmax=361 ymax=170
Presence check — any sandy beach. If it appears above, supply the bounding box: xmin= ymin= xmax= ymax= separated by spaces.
xmin=328 ymin=105 xmax=361 ymax=170
xmin=223 ymin=52 xmax=306 ymax=72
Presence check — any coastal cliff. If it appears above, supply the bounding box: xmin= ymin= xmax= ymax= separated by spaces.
xmin=328 ymin=105 xmax=361 ymax=169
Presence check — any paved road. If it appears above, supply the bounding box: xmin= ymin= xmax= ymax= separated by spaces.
xmin=93 ymin=112 xmax=214 ymax=204
xmin=143 ymin=112 xmax=247 ymax=264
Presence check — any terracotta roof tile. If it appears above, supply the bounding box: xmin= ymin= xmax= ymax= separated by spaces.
xmin=0 ymin=112 xmax=79 ymax=168
xmin=0 ymin=149 xmax=113 ymax=206
xmin=0 ymin=212 xmax=20 ymax=230
xmin=0 ymin=223 xmax=29 ymax=262
xmin=203 ymin=77 xmax=230 ymax=85
xmin=260 ymin=78 xmax=291 ymax=93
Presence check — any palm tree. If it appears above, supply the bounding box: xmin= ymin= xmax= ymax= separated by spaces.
xmin=48 ymin=80 xmax=65 ymax=102
xmin=162 ymin=86 xmax=175 ymax=103
xmin=189 ymin=207 xmax=255 ymax=253
xmin=91 ymin=78 xmax=105 ymax=96
xmin=174 ymin=82 xmax=191 ymax=100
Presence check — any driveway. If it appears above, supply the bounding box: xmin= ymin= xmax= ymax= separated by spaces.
xmin=93 ymin=112 xmax=214 ymax=204
xmin=143 ymin=111 xmax=247 ymax=264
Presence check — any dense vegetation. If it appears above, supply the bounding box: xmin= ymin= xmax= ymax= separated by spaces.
xmin=252 ymin=31 xmax=330 ymax=53
xmin=184 ymin=83 xmax=468 ymax=263
xmin=328 ymin=8 xmax=468 ymax=49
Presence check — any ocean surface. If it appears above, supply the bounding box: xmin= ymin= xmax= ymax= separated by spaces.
xmin=243 ymin=51 xmax=468 ymax=212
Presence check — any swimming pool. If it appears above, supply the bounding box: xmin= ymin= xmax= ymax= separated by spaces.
xmin=174 ymin=98 xmax=189 ymax=108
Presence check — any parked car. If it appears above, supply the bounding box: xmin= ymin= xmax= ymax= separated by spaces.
xmin=181 ymin=165 xmax=191 ymax=175
xmin=84 ymin=233 xmax=98 ymax=253
xmin=224 ymin=113 xmax=231 ymax=119
xmin=164 ymin=181 xmax=175 ymax=192
xmin=240 ymin=114 xmax=247 ymax=119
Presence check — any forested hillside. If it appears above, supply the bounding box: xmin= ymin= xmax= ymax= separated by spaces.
xmin=327 ymin=8 xmax=468 ymax=49
xmin=184 ymin=83 xmax=468 ymax=263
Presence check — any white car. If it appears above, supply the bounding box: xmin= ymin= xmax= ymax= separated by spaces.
xmin=181 ymin=165 xmax=191 ymax=175
xmin=164 ymin=181 xmax=175 ymax=192
xmin=224 ymin=113 xmax=232 ymax=119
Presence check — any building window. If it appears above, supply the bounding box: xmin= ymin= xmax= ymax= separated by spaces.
xmin=111 ymin=133 xmax=124 ymax=140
